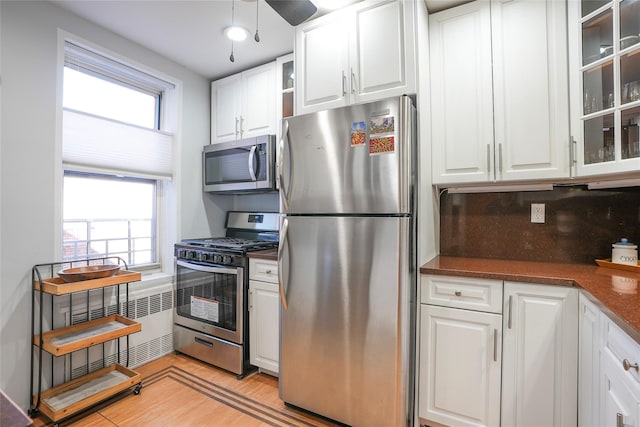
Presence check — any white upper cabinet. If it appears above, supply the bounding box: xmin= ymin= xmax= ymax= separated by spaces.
xmin=211 ymin=62 xmax=276 ymax=144
xmin=429 ymin=2 xmax=494 ymax=184
xmin=295 ymin=0 xmax=416 ymax=115
xmin=430 ymin=0 xmax=570 ymax=185
xmin=568 ymin=0 xmax=640 ymax=177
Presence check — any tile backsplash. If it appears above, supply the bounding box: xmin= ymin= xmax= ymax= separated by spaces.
xmin=439 ymin=185 xmax=640 ymax=264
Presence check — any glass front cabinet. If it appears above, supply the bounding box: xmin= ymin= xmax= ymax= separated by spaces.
xmin=570 ymin=0 xmax=640 ymax=176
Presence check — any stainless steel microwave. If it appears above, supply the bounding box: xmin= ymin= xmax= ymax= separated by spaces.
xmin=203 ymin=135 xmax=276 ymax=194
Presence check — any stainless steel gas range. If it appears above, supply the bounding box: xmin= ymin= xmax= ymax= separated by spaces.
xmin=173 ymin=211 xmax=279 ymax=378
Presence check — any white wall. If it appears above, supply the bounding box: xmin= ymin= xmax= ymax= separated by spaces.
xmin=0 ymin=0 xmax=214 ymax=408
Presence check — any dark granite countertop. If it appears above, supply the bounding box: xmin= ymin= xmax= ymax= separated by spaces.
xmin=247 ymin=248 xmax=278 ymax=261
xmin=421 ymin=256 xmax=640 ymax=344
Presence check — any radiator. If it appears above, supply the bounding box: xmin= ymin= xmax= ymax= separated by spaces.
xmin=44 ymin=281 xmax=176 ymax=380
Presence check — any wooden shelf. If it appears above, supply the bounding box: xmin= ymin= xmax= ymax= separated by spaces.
xmin=35 ymin=315 xmax=141 ymax=356
xmin=34 ymin=270 xmax=141 ymax=295
xmin=34 ymin=364 xmax=140 ymax=423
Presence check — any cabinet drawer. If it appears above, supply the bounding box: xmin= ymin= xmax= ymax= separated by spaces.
xmin=421 ymin=275 xmax=503 ymax=313
xmin=603 ymin=315 xmax=640 ymax=385
xmin=249 ymin=258 xmax=278 ymax=283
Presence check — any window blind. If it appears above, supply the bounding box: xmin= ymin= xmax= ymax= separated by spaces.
xmin=63 ymin=109 xmax=173 ymax=179
xmin=62 ymin=40 xmax=176 ymax=179
xmin=64 ymin=41 xmax=175 ymax=96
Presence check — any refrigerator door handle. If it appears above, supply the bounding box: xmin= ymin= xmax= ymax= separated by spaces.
xmin=277 ymin=218 xmax=289 ymax=310
xmin=279 ymin=120 xmax=291 ymax=212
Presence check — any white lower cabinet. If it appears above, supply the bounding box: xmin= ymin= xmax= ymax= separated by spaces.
xmin=419 ymin=275 xmax=503 ymax=427
xmin=592 ymin=297 xmax=640 ymax=427
xmin=601 ymin=351 xmax=640 ymax=427
xmin=248 ymin=258 xmax=279 ymax=375
xmin=419 ymin=276 xmax=579 ymax=427
xmin=579 ymin=293 xmax=601 ymax=427
xmin=419 ymin=304 xmax=502 ymax=427
xmin=501 ymin=282 xmax=578 ymax=427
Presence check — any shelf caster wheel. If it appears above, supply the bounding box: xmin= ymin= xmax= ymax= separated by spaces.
xmin=27 ymin=407 xmax=39 ymax=418
xmin=133 ymin=384 xmax=142 ymax=395
xmin=53 ymin=423 xmax=60 ymax=427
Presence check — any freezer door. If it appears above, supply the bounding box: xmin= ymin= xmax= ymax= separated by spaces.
xmin=278 ymin=216 xmax=414 ymax=426
xmin=279 ymin=95 xmax=415 ymax=214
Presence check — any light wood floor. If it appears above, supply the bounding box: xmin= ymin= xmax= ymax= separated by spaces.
xmin=32 ymin=354 xmax=341 ymax=427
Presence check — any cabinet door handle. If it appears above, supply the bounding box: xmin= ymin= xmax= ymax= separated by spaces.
xmin=623 ymin=359 xmax=639 ymax=371
xmin=235 ymin=117 xmax=239 ymax=135
xmin=493 ymin=328 xmax=498 ymax=362
xmin=350 ymin=68 xmax=356 ymax=95
xmin=508 ymin=295 xmax=513 ymax=329
xmin=570 ymin=136 xmax=577 ymax=176
xmin=486 ymin=144 xmax=491 ymax=179
xmin=498 ymin=143 xmax=503 ymax=176
xmin=342 ymin=71 xmax=347 ymax=96
xmin=239 ymin=116 xmax=244 ymax=137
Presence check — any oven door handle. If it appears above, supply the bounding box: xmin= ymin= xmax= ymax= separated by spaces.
xmin=277 ymin=218 xmax=289 ymax=311
xmin=177 ymin=260 xmax=238 ymax=275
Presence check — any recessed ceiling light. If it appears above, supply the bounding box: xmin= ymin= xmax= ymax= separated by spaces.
xmin=225 ymin=26 xmax=249 ymax=42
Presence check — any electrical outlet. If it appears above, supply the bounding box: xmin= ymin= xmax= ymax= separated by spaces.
xmin=531 ymin=203 xmax=545 ymax=223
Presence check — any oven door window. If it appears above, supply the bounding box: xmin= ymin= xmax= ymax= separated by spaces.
xmin=176 ymin=262 xmax=242 ymax=332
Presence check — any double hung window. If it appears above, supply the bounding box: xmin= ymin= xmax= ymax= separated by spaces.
xmin=62 ymin=40 xmax=176 ymax=269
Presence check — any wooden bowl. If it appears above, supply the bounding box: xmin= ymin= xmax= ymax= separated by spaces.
xmin=58 ymin=265 xmax=120 ymax=283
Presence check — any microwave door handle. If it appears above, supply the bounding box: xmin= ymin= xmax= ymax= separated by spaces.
xmin=248 ymin=145 xmax=257 ymax=181
xmin=279 ymin=120 xmax=291 ymax=211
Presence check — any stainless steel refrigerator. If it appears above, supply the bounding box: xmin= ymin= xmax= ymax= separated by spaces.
xmin=277 ymin=95 xmax=417 ymax=426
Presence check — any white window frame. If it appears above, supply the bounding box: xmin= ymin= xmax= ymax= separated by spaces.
xmin=55 ymin=31 xmax=180 ymax=280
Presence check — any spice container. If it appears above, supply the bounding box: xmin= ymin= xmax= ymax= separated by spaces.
xmin=612 ymin=238 xmax=638 ymax=266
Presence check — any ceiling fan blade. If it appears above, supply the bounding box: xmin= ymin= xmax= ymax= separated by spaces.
xmin=265 ymin=0 xmax=317 ymax=26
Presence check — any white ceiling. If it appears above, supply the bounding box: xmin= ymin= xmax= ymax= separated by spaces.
xmin=52 ymin=0 xmax=297 ymax=80
xmin=52 ymin=0 xmax=471 ymax=81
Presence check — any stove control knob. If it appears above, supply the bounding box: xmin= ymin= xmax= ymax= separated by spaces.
xmin=214 ymin=255 xmax=223 ymax=264
xmin=189 ymin=251 xmax=198 ymax=260
xmin=200 ymin=253 xmax=209 ymax=262
xmin=179 ymin=250 xmax=188 ymax=258
xmin=223 ymin=256 xmax=232 ymax=265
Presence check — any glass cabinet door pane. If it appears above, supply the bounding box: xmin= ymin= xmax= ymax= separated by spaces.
xmin=621 ymin=52 xmax=640 ymax=104
xmin=283 ymin=92 xmax=294 ymax=118
xmin=622 ymin=106 xmax=640 ymax=159
xmin=584 ymin=113 xmax=615 ymax=164
xmin=582 ymin=8 xmax=613 ymax=65
xmin=620 ymin=0 xmax=640 ymax=50
xmin=583 ymin=61 xmax=614 ymax=113
xmin=282 ymin=61 xmax=294 ymax=90
xmin=582 ymin=0 xmax=610 ymax=17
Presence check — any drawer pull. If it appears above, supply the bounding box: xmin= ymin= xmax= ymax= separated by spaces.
xmin=623 ymin=359 xmax=639 ymax=372
xmin=454 ymin=291 xmax=462 ymax=297
xmin=266 ymin=269 xmax=272 ymax=274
